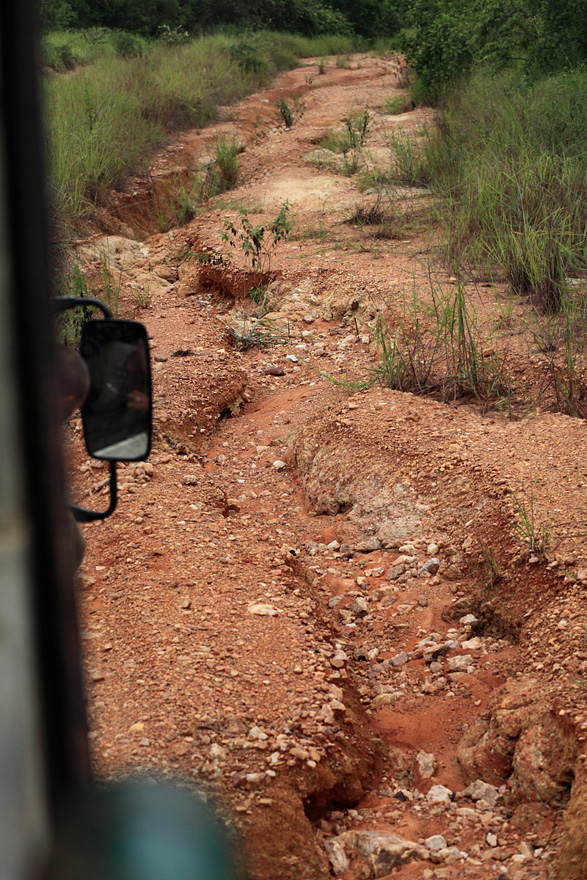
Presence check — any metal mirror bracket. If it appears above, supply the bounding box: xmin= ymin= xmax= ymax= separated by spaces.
xmin=71 ymin=461 xmax=118 ymax=523
xmin=53 ymin=297 xmax=117 ymax=521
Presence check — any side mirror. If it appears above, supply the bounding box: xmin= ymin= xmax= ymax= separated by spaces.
xmin=53 ymin=297 xmax=153 ymax=522
xmin=80 ymin=319 xmax=152 ymax=462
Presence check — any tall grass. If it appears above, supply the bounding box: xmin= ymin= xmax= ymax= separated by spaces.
xmin=44 ymin=31 xmax=356 ymax=245
xmin=423 ymin=68 xmax=587 ymax=313
xmin=372 ymin=273 xmax=508 ymax=403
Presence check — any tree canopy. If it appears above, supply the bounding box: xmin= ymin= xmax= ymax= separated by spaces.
xmin=40 ymin=0 xmax=406 ymax=38
xmin=401 ymin=0 xmax=587 ymax=97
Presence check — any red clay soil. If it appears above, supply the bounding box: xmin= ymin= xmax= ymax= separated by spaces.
xmin=65 ymin=54 xmax=587 ymax=880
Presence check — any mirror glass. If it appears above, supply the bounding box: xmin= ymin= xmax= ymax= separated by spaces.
xmin=80 ymin=320 xmax=152 ymax=461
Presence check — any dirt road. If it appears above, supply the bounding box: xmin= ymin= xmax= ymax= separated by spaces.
xmin=69 ymin=55 xmax=587 ymax=880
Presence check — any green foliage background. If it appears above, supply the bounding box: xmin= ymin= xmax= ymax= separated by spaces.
xmin=39 ymin=0 xmax=407 ymax=38
xmin=401 ymin=0 xmax=587 ymax=98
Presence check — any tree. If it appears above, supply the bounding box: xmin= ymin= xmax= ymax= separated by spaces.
xmin=401 ymin=0 xmax=476 ymax=97
xmin=402 ymin=0 xmax=587 ymax=98
xmin=328 ymin=0 xmax=406 ymax=37
xmin=39 ymin=0 xmax=76 ymax=30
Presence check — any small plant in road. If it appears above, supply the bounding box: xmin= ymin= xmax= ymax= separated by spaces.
xmin=506 ymin=489 xmax=552 ymax=559
xmin=221 ymin=201 xmax=291 ymax=292
xmin=276 ymin=95 xmax=294 ymax=129
xmin=346 ymin=107 xmax=370 ymax=151
xmin=99 ymin=250 xmax=122 ymax=316
xmin=228 ymin=314 xmax=288 ymax=351
xmin=480 ymin=544 xmax=503 ymax=587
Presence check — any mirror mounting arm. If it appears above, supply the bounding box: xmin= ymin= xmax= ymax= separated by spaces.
xmin=70 ymin=461 xmax=118 ymax=523
xmin=53 ymin=296 xmax=112 ymax=318
xmin=54 ymin=296 xmax=117 ymax=521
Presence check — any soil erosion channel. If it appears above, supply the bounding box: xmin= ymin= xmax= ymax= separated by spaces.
xmin=71 ymin=56 xmax=587 ymax=880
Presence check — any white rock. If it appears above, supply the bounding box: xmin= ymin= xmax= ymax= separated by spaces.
xmin=316 ymin=703 xmax=335 ymax=724
xmin=209 ymin=743 xmax=227 ymax=759
xmin=447 ymin=654 xmax=473 ymax=672
xmin=426 ymin=785 xmax=453 ymax=804
xmin=425 ymin=835 xmax=447 ymax=853
xmin=248 ymin=726 xmax=268 ymax=740
xmin=456 ymin=807 xmax=477 ymax=820
xmin=272 ymin=460 xmax=287 ymax=470
xmin=440 ymin=846 xmax=467 ymax=863
xmin=462 ymin=780 xmax=500 ymax=805
xmin=248 ymin=603 xmax=279 ymax=616
xmin=352 ymin=597 xmax=369 ymax=616
xmin=334 ymin=830 xmax=428 ymax=876
xmin=390 ymin=652 xmax=409 ymax=667
xmin=416 ymin=751 xmax=436 ymax=778
xmin=324 ymin=839 xmax=349 ymax=875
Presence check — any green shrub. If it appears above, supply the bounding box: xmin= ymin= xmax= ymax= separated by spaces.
xmin=384 ymin=95 xmax=412 ymax=115
xmin=320 ymin=107 xmax=369 ymax=155
xmin=214 ymin=137 xmax=240 ymax=190
xmin=45 ymin=41 xmax=80 ymax=71
xmin=387 ymin=131 xmax=431 ymax=186
xmin=229 ymin=42 xmax=268 ymax=74
xmin=220 ymin=201 xmax=291 ymax=289
xmin=156 ymin=25 xmax=191 ymax=46
xmin=111 ymin=31 xmax=144 ymax=58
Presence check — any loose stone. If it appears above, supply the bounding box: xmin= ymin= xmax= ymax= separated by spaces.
xmin=419 ymin=558 xmax=440 ymax=576
xmin=427 ymin=785 xmax=453 ymax=804
xmin=447 ymin=654 xmax=474 ymax=672
xmin=416 ymin=751 xmax=436 ymax=778
xmin=426 ymin=835 xmax=448 ymax=853
xmin=390 ymin=652 xmax=409 ymax=667
xmin=461 ymin=780 xmax=500 ymax=805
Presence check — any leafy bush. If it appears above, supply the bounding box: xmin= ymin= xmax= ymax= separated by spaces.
xmin=55 ymin=42 xmax=79 ymax=70
xmin=383 ymin=94 xmax=412 ymax=115
xmin=320 ymin=107 xmax=369 ymax=154
xmin=156 ymin=25 xmax=191 ymax=45
xmin=111 ymin=31 xmax=144 ymax=57
xmin=400 ymin=0 xmax=474 ymax=101
xmin=214 ymin=137 xmax=240 ymax=190
xmin=229 ymin=42 xmax=268 ymax=74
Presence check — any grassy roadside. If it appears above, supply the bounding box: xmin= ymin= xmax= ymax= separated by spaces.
xmin=44 ymin=30 xmax=356 ymax=247
xmin=422 ymin=68 xmax=587 ymax=315
xmin=364 ymin=64 xmax=587 ymax=418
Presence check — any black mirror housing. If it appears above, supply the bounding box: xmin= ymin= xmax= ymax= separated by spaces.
xmin=80 ymin=319 xmax=152 ymax=462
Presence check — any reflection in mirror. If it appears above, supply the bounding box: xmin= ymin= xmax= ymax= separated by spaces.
xmin=80 ymin=320 xmax=152 ymax=462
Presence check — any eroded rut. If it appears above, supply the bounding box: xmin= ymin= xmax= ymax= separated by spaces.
xmin=69 ymin=55 xmax=587 ymax=880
